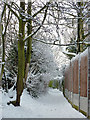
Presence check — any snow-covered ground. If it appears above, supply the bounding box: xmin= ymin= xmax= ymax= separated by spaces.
xmin=0 ymin=89 xmax=2 ymax=120
xmin=0 ymin=88 xmax=86 ymax=118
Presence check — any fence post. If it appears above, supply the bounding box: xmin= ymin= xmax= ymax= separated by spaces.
xmin=87 ymin=47 xmax=90 ymax=118
xmin=87 ymin=4 xmax=90 ymax=117
xmin=71 ymin=60 xmax=74 ymax=105
xmin=78 ymin=53 xmax=81 ymax=111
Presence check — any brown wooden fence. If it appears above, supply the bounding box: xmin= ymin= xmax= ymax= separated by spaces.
xmin=64 ymin=47 xmax=90 ymax=118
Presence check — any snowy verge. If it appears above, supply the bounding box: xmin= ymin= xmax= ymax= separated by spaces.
xmin=1 ymin=88 xmax=86 ymax=118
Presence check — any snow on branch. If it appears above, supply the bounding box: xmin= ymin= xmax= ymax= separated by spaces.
xmin=62 ymin=49 xmax=76 ymax=57
xmin=4 ymin=2 xmax=20 ymax=20
xmin=32 ymin=37 xmax=76 ymax=46
xmin=0 ymin=62 xmax=5 ymax=65
xmin=32 ymin=37 xmax=90 ymax=47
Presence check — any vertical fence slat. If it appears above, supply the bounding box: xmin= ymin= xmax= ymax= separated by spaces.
xmin=80 ymin=50 xmax=88 ymax=115
xmin=78 ymin=54 xmax=81 ymax=111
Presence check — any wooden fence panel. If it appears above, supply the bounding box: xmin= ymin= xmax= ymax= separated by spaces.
xmin=64 ymin=47 xmax=90 ymax=118
xmin=73 ymin=57 xmax=79 ymax=94
xmin=80 ymin=54 xmax=88 ymax=97
xmin=80 ymin=50 xmax=88 ymax=115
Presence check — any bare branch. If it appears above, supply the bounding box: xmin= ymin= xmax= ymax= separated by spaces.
xmin=24 ymin=5 xmax=48 ymax=43
xmin=0 ymin=3 xmax=6 ymax=22
xmin=4 ymin=9 xmax=11 ymax=36
xmin=32 ymin=37 xmax=75 ymax=46
xmin=33 ymin=3 xmax=47 ymax=17
xmin=32 ymin=37 xmax=90 ymax=46
xmin=5 ymin=2 xmax=20 ymax=20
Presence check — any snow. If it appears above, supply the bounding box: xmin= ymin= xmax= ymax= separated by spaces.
xmin=62 ymin=46 xmax=76 ymax=57
xmin=0 ymin=62 xmax=5 ymax=65
xmin=51 ymin=45 xmax=69 ymax=73
xmin=1 ymin=88 xmax=86 ymax=118
xmin=0 ymin=90 xmax=2 ymax=120
xmin=63 ymin=50 xmax=76 ymax=57
xmin=31 ymin=41 xmax=67 ymax=81
xmin=71 ymin=53 xmax=80 ymax=63
xmin=80 ymin=48 xmax=88 ymax=58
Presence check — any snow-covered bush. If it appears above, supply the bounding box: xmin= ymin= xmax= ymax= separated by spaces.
xmin=26 ymin=73 xmax=48 ymax=98
xmin=5 ymin=41 xmax=18 ymax=78
xmin=2 ymin=36 xmax=68 ymax=96
xmin=2 ymin=71 xmax=15 ymax=91
xmin=2 ymin=42 xmax=18 ymax=91
xmin=26 ymin=41 xmax=66 ymax=97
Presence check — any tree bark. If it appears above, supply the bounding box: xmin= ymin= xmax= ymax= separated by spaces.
xmin=10 ymin=2 xmax=25 ymax=106
xmin=24 ymin=1 xmax=32 ymax=82
xmin=0 ymin=34 xmax=5 ymax=81
xmin=0 ymin=6 xmax=6 ymax=81
xmin=77 ymin=2 xmax=84 ymax=53
xmin=16 ymin=40 xmax=25 ymax=106
xmin=16 ymin=1 xmax=25 ymax=106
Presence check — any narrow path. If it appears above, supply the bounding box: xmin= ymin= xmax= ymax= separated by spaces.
xmin=2 ymin=88 xmax=86 ymax=118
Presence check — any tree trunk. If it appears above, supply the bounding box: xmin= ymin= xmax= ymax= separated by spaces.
xmin=16 ymin=1 xmax=25 ymax=106
xmin=77 ymin=7 xmax=80 ymax=53
xmin=0 ymin=9 xmax=6 ymax=81
xmin=24 ymin=1 xmax=32 ymax=82
xmin=10 ymin=2 xmax=25 ymax=106
xmin=16 ymin=40 xmax=25 ymax=106
xmin=77 ymin=2 xmax=84 ymax=53
xmin=0 ymin=34 xmax=5 ymax=81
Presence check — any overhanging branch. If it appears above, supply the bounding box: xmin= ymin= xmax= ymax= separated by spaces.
xmin=24 ymin=5 xmax=48 ymax=43
xmin=4 ymin=2 xmax=20 ymax=20
xmin=32 ymin=37 xmax=90 ymax=46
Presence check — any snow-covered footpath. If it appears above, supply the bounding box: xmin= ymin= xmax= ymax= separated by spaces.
xmin=0 ymin=88 xmax=86 ymax=118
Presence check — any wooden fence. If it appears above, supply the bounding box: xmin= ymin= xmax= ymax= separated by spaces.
xmin=64 ymin=47 xmax=90 ymax=118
